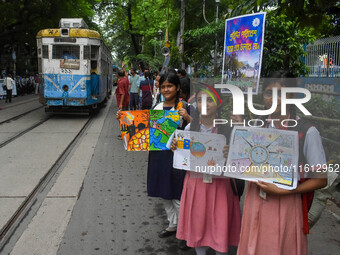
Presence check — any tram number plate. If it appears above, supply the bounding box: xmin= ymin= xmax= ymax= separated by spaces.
xmin=61 ymin=69 xmax=72 ymax=74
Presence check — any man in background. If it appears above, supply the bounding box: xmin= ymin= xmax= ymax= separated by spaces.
xmin=116 ymin=70 xmax=129 ymax=111
xmin=129 ymin=68 xmax=140 ymax=110
xmin=4 ymin=74 xmax=15 ymax=103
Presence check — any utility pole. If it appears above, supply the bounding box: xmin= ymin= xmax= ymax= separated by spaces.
xmin=179 ymin=0 xmax=185 ymax=70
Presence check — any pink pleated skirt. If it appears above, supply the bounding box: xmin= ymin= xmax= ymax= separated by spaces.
xmin=177 ymin=172 xmax=241 ymax=253
xmin=237 ymin=182 xmax=307 ymax=255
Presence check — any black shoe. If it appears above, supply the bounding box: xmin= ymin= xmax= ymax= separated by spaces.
xmin=179 ymin=240 xmax=191 ymax=250
xmin=158 ymin=229 xmax=176 ymax=238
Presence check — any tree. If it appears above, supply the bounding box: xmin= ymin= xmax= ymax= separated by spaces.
xmin=276 ymin=0 xmax=340 ymax=36
xmin=261 ymin=11 xmax=315 ymax=77
xmin=0 ymin=0 xmax=97 ymax=74
xmin=95 ymin=0 xmax=172 ymax=70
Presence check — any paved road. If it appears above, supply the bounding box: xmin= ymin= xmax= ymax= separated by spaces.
xmin=57 ymin=100 xmax=198 ymax=255
xmin=58 ymin=101 xmax=340 ymax=255
xmin=3 ymin=96 xmax=340 ymax=255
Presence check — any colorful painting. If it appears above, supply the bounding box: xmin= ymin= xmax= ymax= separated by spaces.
xmin=221 ymin=13 xmax=266 ymax=94
xmin=225 ymin=127 xmax=299 ymax=190
xmin=173 ymin=130 xmax=226 ymax=176
xmin=119 ymin=110 xmax=180 ymax=151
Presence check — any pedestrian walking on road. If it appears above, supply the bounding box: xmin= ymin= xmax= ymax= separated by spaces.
xmin=116 ymin=70 xmax=129 ymax=111
xmin=128 ymin=68 xmax=140 ymax=110
xmin=138 ymin=71 xmax=154 ymax=110
xmin=4 ymin=74 xmax=14 ymax=103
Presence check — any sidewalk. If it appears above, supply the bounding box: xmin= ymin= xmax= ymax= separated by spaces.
xmin=0 ymin=94 xmax=40 ymax=110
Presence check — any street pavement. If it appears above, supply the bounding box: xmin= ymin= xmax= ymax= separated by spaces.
xmin=57 ymin=100 xmax=200 ymax=255
xmin=57 ymin=101 xmax=340 ymax=255
xmin=0 ymin=94 xmax=39 ymax=109
xmin=3 ymin=95 xmax=340 ymax=255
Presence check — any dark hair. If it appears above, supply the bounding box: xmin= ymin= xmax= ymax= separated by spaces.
xmin=262 ymin=70 xmax=297 ymax=119
xmin=262 ymin=71 xmax=296 ymax=91
xmin=159 ymin=72 xmax=181 ymax=108
xmin=118 ymin=70 xmax=125 ymax=77
xmin=177 ymin=69 xmax=187 ymax=76
xmin=180 ymin=82 xmax=190 ymax=96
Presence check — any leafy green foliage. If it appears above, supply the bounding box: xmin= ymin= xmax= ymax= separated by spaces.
xmin=95 ymin=0 xmax=171 ymax=69
xmin=261 ymin=11 xmax=316 ymax=77
xmin=0 ymin=0 xmax=97 ymax=74
xmin=276 ymin=0 xmax=340 ymax=36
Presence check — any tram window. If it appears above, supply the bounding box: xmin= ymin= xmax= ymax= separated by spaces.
xmin=84 ymin=46 xmax=90 ymax=60
xmin=91 ymin=45 xmax=99 ymax=59
xmin=42 ymin=45 xmax=48 ymax=59
xmin=52 ymin=45 xmax=80 ymax=59
xmin=91 ymin=60 xmax=98 ymax=73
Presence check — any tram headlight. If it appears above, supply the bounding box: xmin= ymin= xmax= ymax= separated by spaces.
xmin=81 ymin=81 xmax=85 ymax=91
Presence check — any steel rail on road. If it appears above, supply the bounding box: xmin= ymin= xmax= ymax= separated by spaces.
xmin=0 ymin=116 xmax=52 ymax=149
xmin=0 ymin=116 xmax=93 ymax=251
xmin=0 ymin=106 xmax=44 ymax=125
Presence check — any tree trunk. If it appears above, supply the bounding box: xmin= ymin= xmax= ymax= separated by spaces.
xmin=127 ymin=3 xmax=140 ymax=55
xmin=179 ymin=0 xmax=185 ymax=69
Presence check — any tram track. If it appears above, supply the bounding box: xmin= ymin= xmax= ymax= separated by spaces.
xmin=0 ymin=115 xmax=52 ymax=149
xmin=0 ymin=106 xmax=43 ymax=125
xmin=0 ymin=115 xmax=93 ymax=250
xmin=0 ymin=97 xmax=40 ymax=110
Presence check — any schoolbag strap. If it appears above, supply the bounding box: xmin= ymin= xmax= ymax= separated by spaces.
xmin=289 ymin=118 xmax=314 ymax=235
xmin=230 ymin=178 xmax=238 ymax=197
xmin=289 ymin=118 xmax=314 ymax=164
xmin=301 ymin=178 xmax=310 ymax=234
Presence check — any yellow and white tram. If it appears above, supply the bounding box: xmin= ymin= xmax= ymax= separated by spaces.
xmin=36 ymin=18 xmax=113 ymax=112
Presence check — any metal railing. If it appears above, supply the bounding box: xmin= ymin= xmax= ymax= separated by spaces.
xmin=305 ymin=35 xmax=340 ymax=77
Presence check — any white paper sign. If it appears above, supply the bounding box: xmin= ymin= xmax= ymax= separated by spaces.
xmin=173 ymin=130 xmax=226 ymax=176
xmin=225 ymin=126 xmax=299 ymax=190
